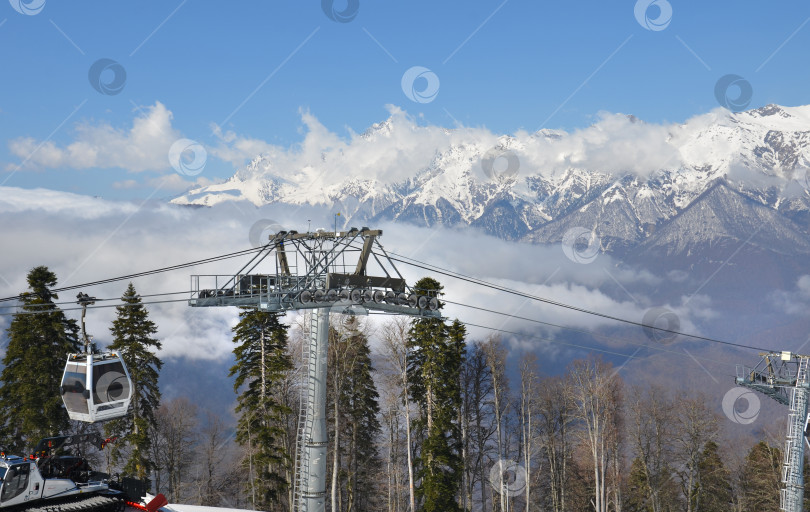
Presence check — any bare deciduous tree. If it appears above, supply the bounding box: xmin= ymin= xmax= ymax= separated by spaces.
xmin=380 ymin=316 xmax=417 ymax=512
xmin=379 ymin=370 xmax=407 ymax=512
xmin=518 ymin=353 xmax=539 ymax=512
xmin=482 ymin=336 xmax=511 ymax=512
xmin=461 ymin=342 xmax=496 ymax=511
xmin=567 ymin=357 xmax=622 ymax=512
xmin=673 ymin=392 xmax=720 ymax=512
xmin=193 ymin=412 xmax=228 ymax=506
xmin=150 ymin=397 xmax=199 ymax=502
xmin=628 ymin=385 xmax=676 ymax=512
xmin=536 ymin=375 xmax=573 ymax=512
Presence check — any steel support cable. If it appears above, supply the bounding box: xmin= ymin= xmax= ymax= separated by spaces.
xmin=0 ymin=284 xmax=741 ymax=373
xmin=0 ymin=290 xmax=193 ymax=310
xmin=443 ymin=299 xmax=739 ymax=369
xmin=0 ymin=236 xmax=379 ymax=306
xmin=0 ymin=292 xmax=739 ymax=375
xmin=460 ymin=320 xmax=661 ymax=360
xmin=458 ymin=319 xmax=736 ymax=378
xmin=0 ymin=245 xmax=270 ymax=303
xmin=0 ymin=238 xmax=769 ymax=353
xmin=0 ymin=297 xmax=191 ymax=317
xmin=0 ymin=236 xmax=377 ymax=306
xmin=383 ymin=251 xmax=769 ymax=353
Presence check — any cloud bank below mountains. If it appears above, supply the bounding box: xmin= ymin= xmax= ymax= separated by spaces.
xmin=0 ymin=190 xmax=713 ymax=362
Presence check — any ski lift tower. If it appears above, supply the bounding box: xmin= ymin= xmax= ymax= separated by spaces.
xmin=736 ymin=351 xmax=810 ymax=512
xmin=188 ymin=227 xmax=441 ymax=512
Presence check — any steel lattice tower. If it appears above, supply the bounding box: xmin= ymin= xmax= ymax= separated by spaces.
xmin=188 ymin=228 xmax=441 ymax=512
xmin=736 ymin=351 xmax=810 ymax=512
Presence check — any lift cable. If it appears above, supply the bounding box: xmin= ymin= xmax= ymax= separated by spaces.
xmin=443 ymin=299 xmax=738 ymax=369
xmin=384 ymin=251 xmax=770 ymax=353
xmin=0 ymin=284 xmax=745 ymax=373
xmin=0 ymin=290 xmax=192 ymax=310
xmin=0 ymin=241 xmax=768 ymax=353
xmin=0 ymin=245 xmax=268 ymax=304
xmin=0 ymin=292 xmax=738 ymax=374
xmin=457 ymin=319 xmax=737 ymax=376
xmin=0 ymin=297 xmax=191 ymax=317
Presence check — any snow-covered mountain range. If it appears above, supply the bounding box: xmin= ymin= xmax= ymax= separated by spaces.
xmin=173 ymin=104 xmax=810 ymax=266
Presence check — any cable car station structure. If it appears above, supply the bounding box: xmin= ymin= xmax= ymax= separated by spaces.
xmin=187 ymin=227 xmax=441 ymax=512
xmin=736 ymin=351 xmax=810 ymax=512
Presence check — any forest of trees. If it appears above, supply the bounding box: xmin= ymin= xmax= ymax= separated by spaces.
xmin=0 ymin=267 xmax=805 ymax=512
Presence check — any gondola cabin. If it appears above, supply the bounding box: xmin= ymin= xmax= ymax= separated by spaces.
xmin=60 ymin=352 xmax=132 ymax=423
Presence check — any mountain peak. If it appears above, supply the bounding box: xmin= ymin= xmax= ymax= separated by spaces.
xmin=361 ymin=118 xmax=396 ymax=140
xmin=748 ymin=104 xmax=789 ymax=118
xmin=172 ymin=103 xmax=810 ymax=246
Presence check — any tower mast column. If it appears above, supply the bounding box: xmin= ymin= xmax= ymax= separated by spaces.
xmin=302 ymin=308 xmax=329 ymax=512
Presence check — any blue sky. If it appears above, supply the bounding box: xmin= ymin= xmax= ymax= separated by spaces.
xmin=1 ymin=0 xmax=809 ymax=198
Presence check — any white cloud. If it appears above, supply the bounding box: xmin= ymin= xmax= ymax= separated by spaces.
xmin=200 ymin=106 xmax=698 ymax=199
xmin=4 ymin=103 xmax=742 ymax=195
xmin=0 ymin=193 xmax=240 ymax=360
xmin=518 ymin=112 xmax=684 ymax=176
xmin=0 ymin=186 xmax=141 ymax=218
xmin=209 ymin=124 xmax=276 ymax=170
xmin=769 ymin=275 xmax=810 ymax=316
xmin=0 ymin=189 xmax=714 ymax=362
xmin=7 ymin=102 xmax=181 ymax=173
xmin=209 ymin=105 xmax=500 ymax=189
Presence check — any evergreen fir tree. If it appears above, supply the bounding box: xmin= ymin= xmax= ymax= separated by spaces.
xmin=695 ymin=440 xmax=732 ymax=512
xmin=229 ymin=309 xmax=293 ymax=511
xmin=406 ymin=278 xmax=465 ymax=512
xmin=104 ymin=283 xmax=162 ymax=481
xmin=0 ymin=266 xmax=80 ymax=451
xmin=741 ymin=441 xmax=781 ymax=512
xmin=625 ymin=457 xmax=651 ymax=512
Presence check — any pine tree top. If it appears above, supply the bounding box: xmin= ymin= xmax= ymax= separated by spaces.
xmin=109 ymin=282 xmax=161 ymax=352
xmin=22 ymin=266 xmax=59 ymax=305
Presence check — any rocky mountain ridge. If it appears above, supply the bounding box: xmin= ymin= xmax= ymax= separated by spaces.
xmin=172 ymin=104 xmax=810 ymax=256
